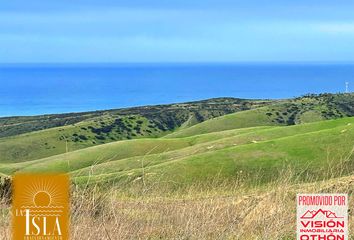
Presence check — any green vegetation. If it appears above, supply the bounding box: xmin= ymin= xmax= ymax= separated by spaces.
xmin=0 ymin=93 xmax=353 ymax=188
xmin=167 ymin=93 xmax=354 ymax=137
xmin=164 ymin=107 xmax=281 ymax=138
xmin=1 ymin=93 xmax=354 ymax=239
xmin=0 ymin=115 xmax=353 ymax=189
xmin=73 ymin=117 xmax=354 ymax=185
xmin=0 ymin=114 xmax=165 ymax=163
xmin=1 ymin=93 xmax=353 ymax=164
xmin=0 ymin=97 xmax=273 ymax=138
xmin=0 ymin=98 xmax=273 ymax=162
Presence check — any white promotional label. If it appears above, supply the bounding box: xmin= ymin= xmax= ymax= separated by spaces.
xmin=297 ymin=194 xmax=348 ymax=240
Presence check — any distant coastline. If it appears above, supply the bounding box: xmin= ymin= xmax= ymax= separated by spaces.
xmin=0 ymin=63 xmax=352 ymax=117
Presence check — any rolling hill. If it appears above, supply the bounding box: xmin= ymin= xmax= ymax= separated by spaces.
xmin=0 ymin=98 xmax=273 ymax=162
xmin=1 ymin=93 xmax=353 ymax=164
xmin=63 ymin=117 xmax=354 ymax=185
xmin=0 ymin=93 xmax=353 ymax=188
xmin=0 ymin=97 xmax=274 ymax=139
xmin=166 ymin=93 xmax=354 ymax=137
xmin=0 ymin=116 xmax=352 ymax=188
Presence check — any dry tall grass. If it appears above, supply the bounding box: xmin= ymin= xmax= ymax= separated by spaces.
xmin=1 ymin=149 xmax=354 ymax=240
xmin=68 ymin=171 xmax=354 ymax=240
xmin=1 ymin=170 xmax=353 ymax=240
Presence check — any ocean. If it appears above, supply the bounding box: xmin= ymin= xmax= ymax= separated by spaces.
xmin=0 ymin=63 xmax=353 ymax=117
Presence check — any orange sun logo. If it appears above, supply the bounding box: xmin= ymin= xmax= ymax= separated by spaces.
xmin=12 ymin=174 xmax=69 ymax=239
xmin=20 ymin=176 xmax=63 ymax=207
xmin=33 ymin=191 xmax=51 ymax=207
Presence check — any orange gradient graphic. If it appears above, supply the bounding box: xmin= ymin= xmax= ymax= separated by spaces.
xmin=12 ymin=174 xmax=69 ymax=240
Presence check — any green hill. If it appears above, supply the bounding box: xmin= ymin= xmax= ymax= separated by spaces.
xmin=0 ymin=114 xmax=165 ymax=163
xmin=72 ymin=117 xmax=354 ymax=186
xmin=0 ymin=117 xmax=352 ymax=188
xmin=0 ymin=98 xmax=273 ymax=162
xmin=0 ymin=126 xmax=271 ymax=174
xmin=167 ymin=93 xmax=354 ymax=137
xmin=165 ymin=107 xmax=279 ymax=138
xmin=0 ymin=93 xmax=353 ymax=187
xmin=1 ymin=93 xmax=353 ymax=163
xmin=0 ymin=97 xmax=273 ymax=139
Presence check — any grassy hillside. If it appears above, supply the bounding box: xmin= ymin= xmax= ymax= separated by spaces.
xmin=1 ymin=93 xmax=353 ymax=163
xmin=167 ymin=93 xmax=354 ymax=137
xmin=0 ymin=98 xmax=273 ymax=139
xmin=0 ymin=117 xmax=352 ymax=189
xmin=3 ymin=93 xmax=352 ymax=140
xmin=147 ymin=123 xmax=354 ymax=185
xmin=0 ymin=114 xmax=167 ymax=163
xmin=165 ymin=107 xmax=280 ymax=138
xmin=0 ymin=126 xmax=271 ymax=174
xmin=0 ymin=98 xmax=274 ymax=162
xmin=72 ymin=117 xmax=354 ymax=185
xmin=0 ymin=93 xmax=353 ymax=188
xmin=1 ymin=94 xmax=354 ymax=240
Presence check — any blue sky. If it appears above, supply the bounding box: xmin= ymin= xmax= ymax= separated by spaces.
xmin=1 ymin=0 xmax=354 ymax=63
